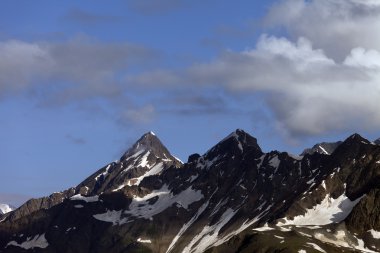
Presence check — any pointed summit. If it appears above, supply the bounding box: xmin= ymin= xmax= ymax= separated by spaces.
xmin=122 ymin=131 xmax=174 ymax=161
xmin=205 ymin=129 xmax=263 ymax=159
xmin=332 ymin=133 xmax=371 ymax=157
xmin=345 ymin=133 xmax=370 ymax=145
xmin=374 ymin=138 xmax=380 ymax=145
xmin=77 ymin=132 xmax=182 ymax=194
xmin=221 ymin=129 xmax=262 ymax=151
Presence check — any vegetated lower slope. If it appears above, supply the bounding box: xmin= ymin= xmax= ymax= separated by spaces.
xmin=0 ymin=130 xmax=379 ymax=253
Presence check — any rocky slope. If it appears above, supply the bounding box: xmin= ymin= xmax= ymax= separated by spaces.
xmin=0 ymin=130 xmax=379 ymax=253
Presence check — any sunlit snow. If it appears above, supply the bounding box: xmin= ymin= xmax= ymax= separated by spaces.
xmin=125 ymin=185 xmax=203 ymax=220
xmin=277 ymin=193 xmax=363 ymax=226
xmin=306 ymin=242 xmax=326 ymax=253
xmin=137 ymin=238 xmax=152 ymax=243
xmin=70 ymin=194 xmax=99 ymax=202
xmin=369 ymin=229 xmax=380 ymax=239
xmin=94 ymin=185 xmax=203 ymax=225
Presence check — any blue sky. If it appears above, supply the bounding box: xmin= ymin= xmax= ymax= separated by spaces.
xmin=1 ymin=0 xmax=380 ymax=206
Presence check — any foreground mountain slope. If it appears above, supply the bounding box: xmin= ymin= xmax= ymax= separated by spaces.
xmin=0 ymin=130 xmax=379 ymax=253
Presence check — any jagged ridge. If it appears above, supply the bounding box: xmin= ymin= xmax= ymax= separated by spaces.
xmin=0 ymin=130 xmax=379 ymax=253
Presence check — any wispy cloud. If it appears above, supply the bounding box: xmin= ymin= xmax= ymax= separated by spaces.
xmin=0 ymin=36 xmax=159 ymax=102
xmin=65 ymin=134 xmax=86 ymax=145
xmin=119 ymin=104 xmax=156 ymax=125
xmin=64 ymin=8 xmax=121 ymax=25
xmin=127 ymin=0 xmax=185 ymax=15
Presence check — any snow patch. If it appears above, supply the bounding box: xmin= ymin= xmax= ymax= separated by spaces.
xmin=369 ymin=229 xmax=380 ymax=239
xmin=132 ymin=162 xmax=164 ymax=185
xmin=165 ymin=201 xmax=210 ymax=253
xmin=318 ymin=145 xmax=329 ymax=155
xmin=173 ymin=155 xmax=183 ymax=164
xmin=6 ymin=234 xmax=48 ymax=249
xmin=256 ymin=154 xmax=266 ymax=168
xmin=321 ymin=180 xmax=327 ymax=190
xmin=112 ymin=184 xmax=126 ymax=192
xmin=95 ymin=164 xmax=111 ymax=181
xmin=252 ymin=223 xmax=275 ymax=231
xmin=277 ymin=193 xmax=363 ymax=226
xmin=95 ymin=185 xmax=203 ymax=226
xmin=65 ymin=227 xmax=76 ymax=232
xmin=138 ymin=151 xmax=151 ymax=167
xmin=70 ymin=194 xmax=99 ymax=203
xmin=269 ymin=155 xmax=280 ymax=169
xmin=182 ymin=208 xmax=237 ymax=253
xmin=125 ymin=185 xmax=203 ymax=220
xmin=307 ymin=242 xmax=326 ymax=253
xmin=137 ymin=238 xmax=152 ymax=243
xmin=306 ymin=178 xmax=315 ymax=185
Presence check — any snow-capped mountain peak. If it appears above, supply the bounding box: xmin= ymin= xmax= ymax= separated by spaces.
xmin=75 ymin=132 xmax=182 ymax=195
xmin=122 ymin=131 xmax=174 ymax=161
xmin=2 ymin=130 xmax=380 ymax=253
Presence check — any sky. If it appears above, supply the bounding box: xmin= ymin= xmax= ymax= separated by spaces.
xmin=1 ymin=0 xmax=380 ymax=207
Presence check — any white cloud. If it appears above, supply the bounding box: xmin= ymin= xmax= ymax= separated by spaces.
xmin=264 ymin=0 xmax=380 ymax=60
xmin=344 ymin=47 xmax=380 ymax=69
xmin=186 ymin=35 xmax=380 ymax=137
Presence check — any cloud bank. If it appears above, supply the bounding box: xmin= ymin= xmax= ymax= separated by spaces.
xmin=130 ymin=0 xmax=380 ymax=138
xmin=186 ymin=34 xmax=380 ymax=137
xmin=264 ymin=0 xmax=380 ymax=60
xmin=2 ymin=0 xmax=380 ymax=140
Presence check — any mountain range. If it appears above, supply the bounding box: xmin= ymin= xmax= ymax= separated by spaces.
xmin=0 ymin=130 xmax=379 ymax=253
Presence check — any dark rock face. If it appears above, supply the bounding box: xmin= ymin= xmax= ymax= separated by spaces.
xmin=374 ymin=138 xmax=380 ymax=145
xmin=5 ymin=188 xmax=76 ymax=222
xmin=301 ymin=141 xmax=342 ymax=155
xmin=0 ymin=130 xmax=379 ymax=253
xmin=346 ymin=188 xmax=380 ymax=233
